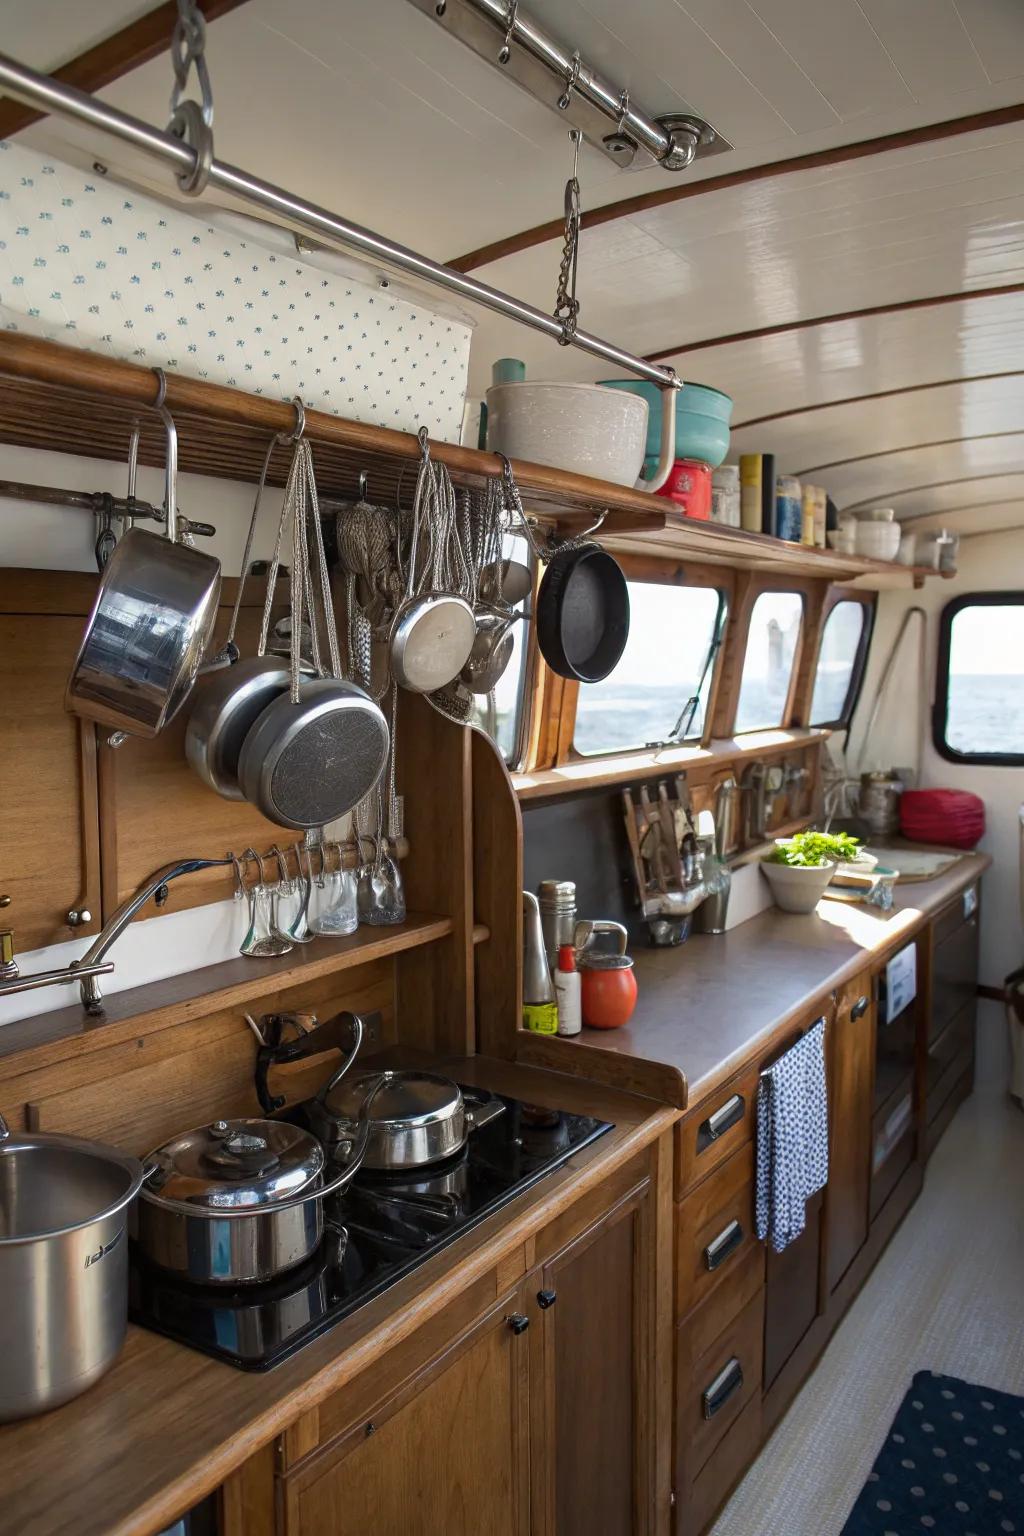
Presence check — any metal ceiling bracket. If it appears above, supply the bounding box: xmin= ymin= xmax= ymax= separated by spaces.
xmin=406 ymin=0 xmax=731 ymax=170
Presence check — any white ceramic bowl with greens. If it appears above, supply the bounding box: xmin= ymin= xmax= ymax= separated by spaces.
xmin=760 ymin=858 xmax=837 ymax=913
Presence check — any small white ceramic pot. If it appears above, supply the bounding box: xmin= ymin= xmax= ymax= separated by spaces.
xmin=760 ymin=859 xmax=837 ymax=914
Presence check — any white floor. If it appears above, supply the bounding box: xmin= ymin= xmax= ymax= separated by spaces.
xmin=711 ymin=1006 xmax=1024 ymax=1536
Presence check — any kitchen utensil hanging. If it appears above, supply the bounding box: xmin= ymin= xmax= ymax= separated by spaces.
xmin=498 ymin=454 xmax=629 ymax=683
xmin=65 ymin=370 xmax=223 ymax=740
xmin=235 ymin=421 xmax=389 ymax=830
xmin=389 ymin=429 xmax=476 ymax=694
xmin=185 ymin=429 xmax=296 ymax=799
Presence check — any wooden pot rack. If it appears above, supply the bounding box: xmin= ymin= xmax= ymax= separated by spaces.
xmin=0 ymin=333 xmax=665 ymax=536
xmin=0 ymin=331 xmax=950 ymax=584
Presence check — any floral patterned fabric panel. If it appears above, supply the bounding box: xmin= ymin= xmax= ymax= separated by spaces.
xmin=0 ymin=141 xmax=472 ymax=442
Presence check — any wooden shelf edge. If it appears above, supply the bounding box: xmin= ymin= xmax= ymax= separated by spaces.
xmin=513 ymin=730 xmax=830 ymax=802
xmin=472 ymin=923 xmax=491 ymax=945
xmin=0 ymin=912 xmax=454 ymax=1074
xmin=603 ymin=515 xmax=945 ymax=585
xmin=0 ymin=332 xmax=665 ymax=536
xmin=514 ymin=1028 xmax=688 ymax=1110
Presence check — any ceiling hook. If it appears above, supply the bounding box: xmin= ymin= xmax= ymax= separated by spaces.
xmin=557 ymin=51 xmax=582 ymax=111
xmin=498 ymin=0 xmax=519 ymax=64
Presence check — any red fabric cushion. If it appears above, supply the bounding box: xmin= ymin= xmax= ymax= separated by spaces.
xmin=899 ymin=788 xmax=985 ymax=848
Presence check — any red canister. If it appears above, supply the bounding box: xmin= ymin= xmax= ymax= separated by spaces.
xmin=655 ymin=459 xmax=712 ymax=520
xmin=579 ymin=953 xmax=638 ymax=1030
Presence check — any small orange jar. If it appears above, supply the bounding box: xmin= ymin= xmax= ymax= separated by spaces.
xmin=579 ymin=953 xmax=638 ymax=1030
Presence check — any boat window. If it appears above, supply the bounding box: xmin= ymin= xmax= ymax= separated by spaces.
xmin=934 ymin=593 xmax=1024 ymax=764
xmin=468 ymin=533 xmax=532 ymax=765
xmin=573 ymin=583 xmax=725 ymax=756
xmin=810 ymin=599 xmax=873 ymax=727
xmin=734 ymin=590 xmax=804 ymax=733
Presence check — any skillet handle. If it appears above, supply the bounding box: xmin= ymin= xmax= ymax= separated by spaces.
xmin=315 ymin=1012 xmax=366 ymax=1105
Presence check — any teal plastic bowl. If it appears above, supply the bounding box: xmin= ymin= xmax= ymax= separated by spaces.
xmin=599 ymin=378 xmax=733 ymax=468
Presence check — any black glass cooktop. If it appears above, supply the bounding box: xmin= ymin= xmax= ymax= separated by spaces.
xmin=129 ymin=1088 xmax=612 ymax=1371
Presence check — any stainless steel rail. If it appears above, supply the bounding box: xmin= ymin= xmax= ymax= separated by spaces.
xmin=0 ymin=51 xmax=681 ymax=390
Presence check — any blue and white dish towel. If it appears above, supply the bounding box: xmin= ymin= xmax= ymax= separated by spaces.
xmin=755 ymin=1017 xmax=829 ymax=1253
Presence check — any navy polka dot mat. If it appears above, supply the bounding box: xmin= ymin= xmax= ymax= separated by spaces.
xmin=842 ymin=1371 xmax=1024 ymax=1534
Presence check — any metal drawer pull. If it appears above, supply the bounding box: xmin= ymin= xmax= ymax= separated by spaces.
xmin=704 ymin=1219 xmax=744 ymax=1272
xmin=702 ymin=1357 xmax=743 ymax=1420
xmin=850 ymin=995 xmax=870 ymax=1021
xmin=702 ymin=1094 xmax=744 ymax=1144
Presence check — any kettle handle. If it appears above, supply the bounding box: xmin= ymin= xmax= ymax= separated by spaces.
xmin=574 ymin=918 xmax=629 ymax=956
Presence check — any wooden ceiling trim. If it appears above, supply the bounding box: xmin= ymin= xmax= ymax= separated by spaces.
xmin=731 ymin=371 xmax=1024 ymax=432
xmin=901 ymin=497 xmax=1024 ymax=526
xmin=843 ymin=471 xmax=1024 ymax=511
xmin=0 ymin=0 xmax=253 ymax=140
xmin=449 ymin=101 xmax=1024 ymax=274
xmin=795 ymin=430 xmax=1024 ymax=479
xmin=644 ymin=282 xmax=1024 ymax=363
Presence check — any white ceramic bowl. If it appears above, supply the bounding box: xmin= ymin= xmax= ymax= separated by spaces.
xmin=826 ymin=529 xmax=857 ymax=554
xmin=854 ymin=520 xmax=901 ymax=560
xmin=486 ymin=381 xmax=649 ymax=487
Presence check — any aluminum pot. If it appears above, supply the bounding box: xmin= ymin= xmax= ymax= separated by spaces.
xmin=65 ymin=390 xmax=222 ymax=739
xmin=311 ymin=1068 xmax=504 ymax=1171
xmin=136 ymin=1092 xmax=382 ymax=1286
xmin=0 ymin=1111 xmax=144 ymax=1421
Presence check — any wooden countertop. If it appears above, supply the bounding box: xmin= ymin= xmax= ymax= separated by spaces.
xmin=0 ymin=1057 xmax=677 ymax=1536
xmin=520 ymin=852 xmax=988 ymax=1112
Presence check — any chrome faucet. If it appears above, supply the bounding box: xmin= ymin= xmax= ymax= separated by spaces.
xmin=76 ymin=858 xmax=231 ymax=1013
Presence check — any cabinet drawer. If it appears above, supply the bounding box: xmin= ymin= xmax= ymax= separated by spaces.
xmin=679 ymin=1393 xmax=763 ymax=1536
xmin=676 ymin=1143 xmax=756 ymax=1321
xmin=870 ymin=1091 xmax=914 ymax=1223
xmin=676 ymin=1063 xmax=759 ymax=1198
xmin=677 ymin=1283 xmax=764 ymax=1480
xmin=928 ymin=1039 xmax=975 ymax=1129
xmin=930 ymin=905 xmax=979 ymax=1043
xmin=927 ymin=1005 xmax=974 ymax=1101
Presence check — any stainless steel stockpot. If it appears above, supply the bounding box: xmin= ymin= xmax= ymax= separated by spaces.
xmin=135 ymin=1098 xmax=381 ymax=1286
xmin=312 ymin=1069 xmax=504 ymax=1171
xmin=0 ymin=1112 xmax=145 ymax=1422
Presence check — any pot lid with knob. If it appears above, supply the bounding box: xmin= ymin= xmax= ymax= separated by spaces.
xmin=142 ymin=1118 xmax=325 ymax=1210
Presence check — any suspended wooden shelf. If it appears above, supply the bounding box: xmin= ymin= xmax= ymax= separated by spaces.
xmin=0 ymin=334 xmax=665 ymax=538
xmin=0 ymin=334 xmax=951 ymax=582
xmin=603 ymin=510 xmax=944 ymax=588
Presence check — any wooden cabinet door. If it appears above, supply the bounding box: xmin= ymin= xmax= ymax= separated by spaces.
xmin=826 ymin=973 xmax=876 ymax=1294
xmin=280 ymin=1297 xmax=530 ymax=1536
xmin=530 ymin=1176 xmax=655 ymax=1536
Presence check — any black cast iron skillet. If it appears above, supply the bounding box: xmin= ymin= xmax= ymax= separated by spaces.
xmin=536 ymin=543 xmax=630 ymax=682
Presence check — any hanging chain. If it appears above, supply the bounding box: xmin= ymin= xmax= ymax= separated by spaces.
xmin=554 ymin=129 xmax=582 ymax=345
xmin=167 ymin=0 xmax=215 ymax=196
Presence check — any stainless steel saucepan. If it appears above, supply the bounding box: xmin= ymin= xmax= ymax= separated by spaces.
xmin=135 ymin=1079 xmax=386 ymax=1287
xmin=66 ymin=374 xmax=222 ymax=739
xmin=310 ymin=1067 xmax=505 ymax=1171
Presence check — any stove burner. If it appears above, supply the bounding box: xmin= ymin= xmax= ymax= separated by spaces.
xmin=129 ymin=1087 xmax=612 ymax=1371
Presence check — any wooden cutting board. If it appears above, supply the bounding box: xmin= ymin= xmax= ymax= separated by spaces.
xmin=863 ymin=846 xmax=965 ymax=883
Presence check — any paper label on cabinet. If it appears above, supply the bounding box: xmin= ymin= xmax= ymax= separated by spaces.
xmin=885 ymin=944 xmax=917 ymax=1023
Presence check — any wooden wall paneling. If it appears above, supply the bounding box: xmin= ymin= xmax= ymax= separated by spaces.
xmin=6 ymin=956 xmax=396 ymax=1153
xmin=0 ymin=611 xmax=104 ymax=950
xmin=395 ymin=695 xmax=475 ymax=1056
xmin=471 ymin=729 xmax=523 ymax=1059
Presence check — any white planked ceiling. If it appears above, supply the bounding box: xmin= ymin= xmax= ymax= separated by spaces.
xmin=4 ymin=0 xmax=1024 ymax=532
